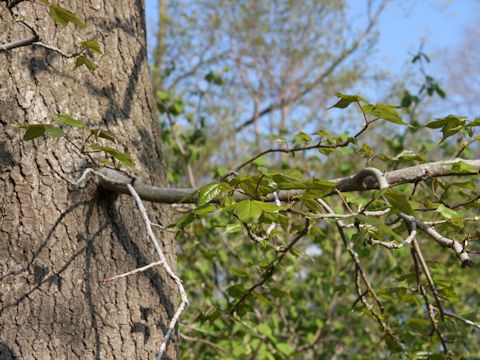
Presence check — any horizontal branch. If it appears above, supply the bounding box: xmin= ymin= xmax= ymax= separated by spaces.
xmin=96 ymin=158 xmax=480 ymax=204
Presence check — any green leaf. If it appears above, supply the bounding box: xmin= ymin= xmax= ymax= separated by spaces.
xmin=362 ymin=104 xmax=407 ymax=125
xmin=169 ymin=102 xmax=184 ymax=116
xmin=173 ymin=213 xmax=197 ymax=228
xmin=276 ymin=343 xmax=294 ymax=356
xmin=224 ymin=224 xmax=243 ymax=234
xmin=293 ymin=132 xmax=312 ymax=145
xmin=328 ymin=93 xmax=366 ymax=109
xmin=204 ymin=71 xmax=223 ymax=85
xmin=81 ymin=40 xmax=102 ymax=54
xmin=193 ymin=204 xmax=216 ymax=215
xmin=53 ymin=114 xmax=88 ymax=129
xmin=451 ymin=161 xmax=478 ymax=174
xmin=197 ymin=182 xmax=229 ymax=206
xmin=156 ymin=90 xmax=171 ymax=101
xmin=44 ymin=125 xmax=64 ymax=138
xmin=356 ymin=214 xmax=400 ymax=238
xmin=90 ymin=144 xmax=134 ymax=169
xmin=436 ymin=204 xmax=460 ymax=220
xmin=74 ymin=56 xmax=96 ymax=73
xmin=305 ymin=179 xmax=337 ymax=194
xmin=393 ymin=150 xmax=425 ymax=162
xmin=255 ymin=201 xmax=283 ymax=213
xmin=426 ymin=115 xmax=466 ymax=142
xmin=230 ymin=267 xmax=250 ymax=278
xmin=384 ymin=189 xmax=414 ymax=215
xmin=226 ymin=284 xmax=246 ymax=299
xmin=49 ymin=5 xmax=86 ymax=28
xmin=234 ymin=200 xmax=263 ymax=222
xmin=22 ymin=124 xmax=46 ymax=140
xmin=90 ymin=129 xmax=116 ymax=143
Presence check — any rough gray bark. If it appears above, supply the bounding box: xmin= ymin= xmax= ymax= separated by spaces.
xmin=0 ymin=1 xmax=178 ymax=359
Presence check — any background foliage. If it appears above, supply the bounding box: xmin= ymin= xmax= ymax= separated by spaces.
xmin=143 ymin=1 xmax=480 ymax=359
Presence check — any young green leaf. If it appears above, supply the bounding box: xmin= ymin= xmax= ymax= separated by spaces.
xmin=81 ymin=40 xmax=102 ymax=54
xmin=328 ymin=93 xmax=366 ymax=109
xmin=90 ymin=144 xmax=134 ymax=169
xmin=53 ymin=114 xmax=88 ymax=129
xmin=49 ymin=5 xmax=86 ymax=28
xmin=22 ymin=124 xmax=46 ymax=140
xmin=436 ymin=204 xmax=461 ymax=220
xmin=90 ymin=129 xmax=116 ymax=143
xmin=233 ymin=200 xmax=263 ymax=222
xmin=451 ymin=161 xmax=478 ymax=174
xmin=74 ymin=56 xmax=97 ymax=73
xmin=45 ymin=125 xmax=64 ymax=138
xmin=197 ymin=182 xmax=228 ymax=206
xmin=224 ymin=224 xmax=243 ymax=234
xmin=362 ymin=104 xmax=408 ymax=125
xmin=384 ymin=189 xmax=415 ymax=215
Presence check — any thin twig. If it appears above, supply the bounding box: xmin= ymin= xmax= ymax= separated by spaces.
xmin=102 ymin=261 xmax=163 ymax=282
xmin=411 ymin=248 xmax=451 ymax=359
xmin=127 ymin=184 xmax=189 ymax=360
xmin=441 ymin=309 xmax=480 ymax=330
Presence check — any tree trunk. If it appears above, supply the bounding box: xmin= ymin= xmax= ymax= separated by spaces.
xmin=0 ymin=1 xmax=178 ymax=359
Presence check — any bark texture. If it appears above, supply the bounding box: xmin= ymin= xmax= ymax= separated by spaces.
xmin=0 ymin=1 xmax=178 ymax=359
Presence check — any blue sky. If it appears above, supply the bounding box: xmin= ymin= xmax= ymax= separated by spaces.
xmin=144 ymin=0 xmax=477 ymax=115
xmin=349 ymin=0 xmax=477 ymax=74
xmin=144 ymin=0 xmax=476 ymax=80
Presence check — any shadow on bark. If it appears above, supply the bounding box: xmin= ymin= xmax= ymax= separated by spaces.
xmin=102 ymin=190 xmax=175 ymax=331
xmin=0 ymin=341 xmax=16 ymax=360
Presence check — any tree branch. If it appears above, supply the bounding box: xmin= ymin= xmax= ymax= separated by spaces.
xmin=94 ymin=158 xmax=480 ymax=204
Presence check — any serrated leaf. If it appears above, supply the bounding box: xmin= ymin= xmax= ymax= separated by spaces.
xmin=81 ymin=40 xmax=102 ymax=54
xmin=74 ymin=55 xmax=96 ymax=73
xmin=384 ymin=189 xmax=414 ymax=215
xmin=53 ymin=114 xmax=88 ymax=129
xmin=49 ymin=5 xmax=86 ymax=28
xmin=23 ymin=124 xmax=46 ymax=140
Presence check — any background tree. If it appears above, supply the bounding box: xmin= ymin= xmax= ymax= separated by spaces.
xmin=152 ymin=0 xmax=389 ymax=185
xmin=0 ymin=1 xmax=179 ymax=358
